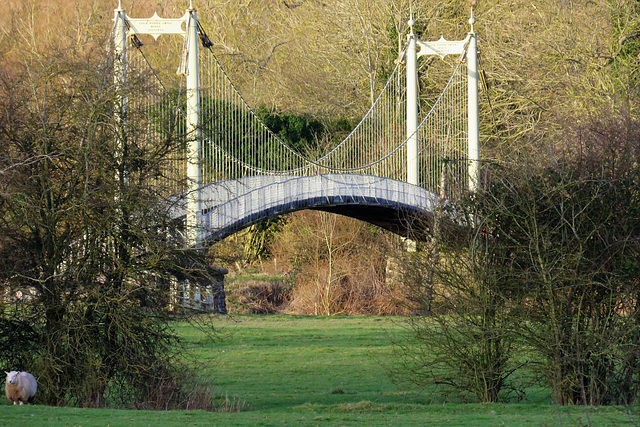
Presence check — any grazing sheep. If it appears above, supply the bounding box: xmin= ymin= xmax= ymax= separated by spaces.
xmin=5 ymin=371 xmax=37 ymax=405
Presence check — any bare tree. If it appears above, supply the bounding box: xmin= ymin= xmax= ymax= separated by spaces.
xmin=0 ymin=36 xmax=215 ymax=408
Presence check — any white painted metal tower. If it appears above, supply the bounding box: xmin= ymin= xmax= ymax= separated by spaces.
xmin=183 ymin=2 xmax=203 ymax=247
xmin=112 ymin=1 xmax=203 ymax=246
xmin=405 ymin=7 xmax=480 ymax=192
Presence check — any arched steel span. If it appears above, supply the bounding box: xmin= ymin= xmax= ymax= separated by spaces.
xmin=169 ymin=174 xmax=441 ymax=244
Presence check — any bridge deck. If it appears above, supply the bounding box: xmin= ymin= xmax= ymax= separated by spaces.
xmin=171 ymin=174 xmax=440 ymax=243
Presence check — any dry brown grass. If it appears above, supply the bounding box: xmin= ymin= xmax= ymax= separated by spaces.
xmin=286 ymin=272 xmax=409 ymax=316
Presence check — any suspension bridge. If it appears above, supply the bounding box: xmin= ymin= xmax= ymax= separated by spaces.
xmin=112 ymin=1 xmax=479 ymax=248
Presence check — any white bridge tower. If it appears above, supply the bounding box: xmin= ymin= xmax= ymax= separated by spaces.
xmin=405 ymin=8 xmax=480 ymax=192
xmin=113 ymin=0 xmax=203 ymax=246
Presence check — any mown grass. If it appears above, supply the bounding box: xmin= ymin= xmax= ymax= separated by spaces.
xmin=1 ymin=314 xmax=638 ymax=425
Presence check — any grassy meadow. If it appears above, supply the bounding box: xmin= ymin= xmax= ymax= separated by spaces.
xmin=1 ymin=314 xmax=638 ymax=425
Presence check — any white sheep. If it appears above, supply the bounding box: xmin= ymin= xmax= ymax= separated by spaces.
xmin=5 ymin=371 xmax=37 ymax=405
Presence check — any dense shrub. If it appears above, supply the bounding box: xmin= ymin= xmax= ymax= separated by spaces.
xmin=230 ymin=282 xmax=291 ymax=314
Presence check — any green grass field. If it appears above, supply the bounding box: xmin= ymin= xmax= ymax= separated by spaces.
xmin=1 ymin=314 xmax=637 ymax=425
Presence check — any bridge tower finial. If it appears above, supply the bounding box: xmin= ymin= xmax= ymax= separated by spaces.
xmin=469 ymin=1 xmax=476 ymax=33
xmin=408 ymin=8 xmax=415 ymax=37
